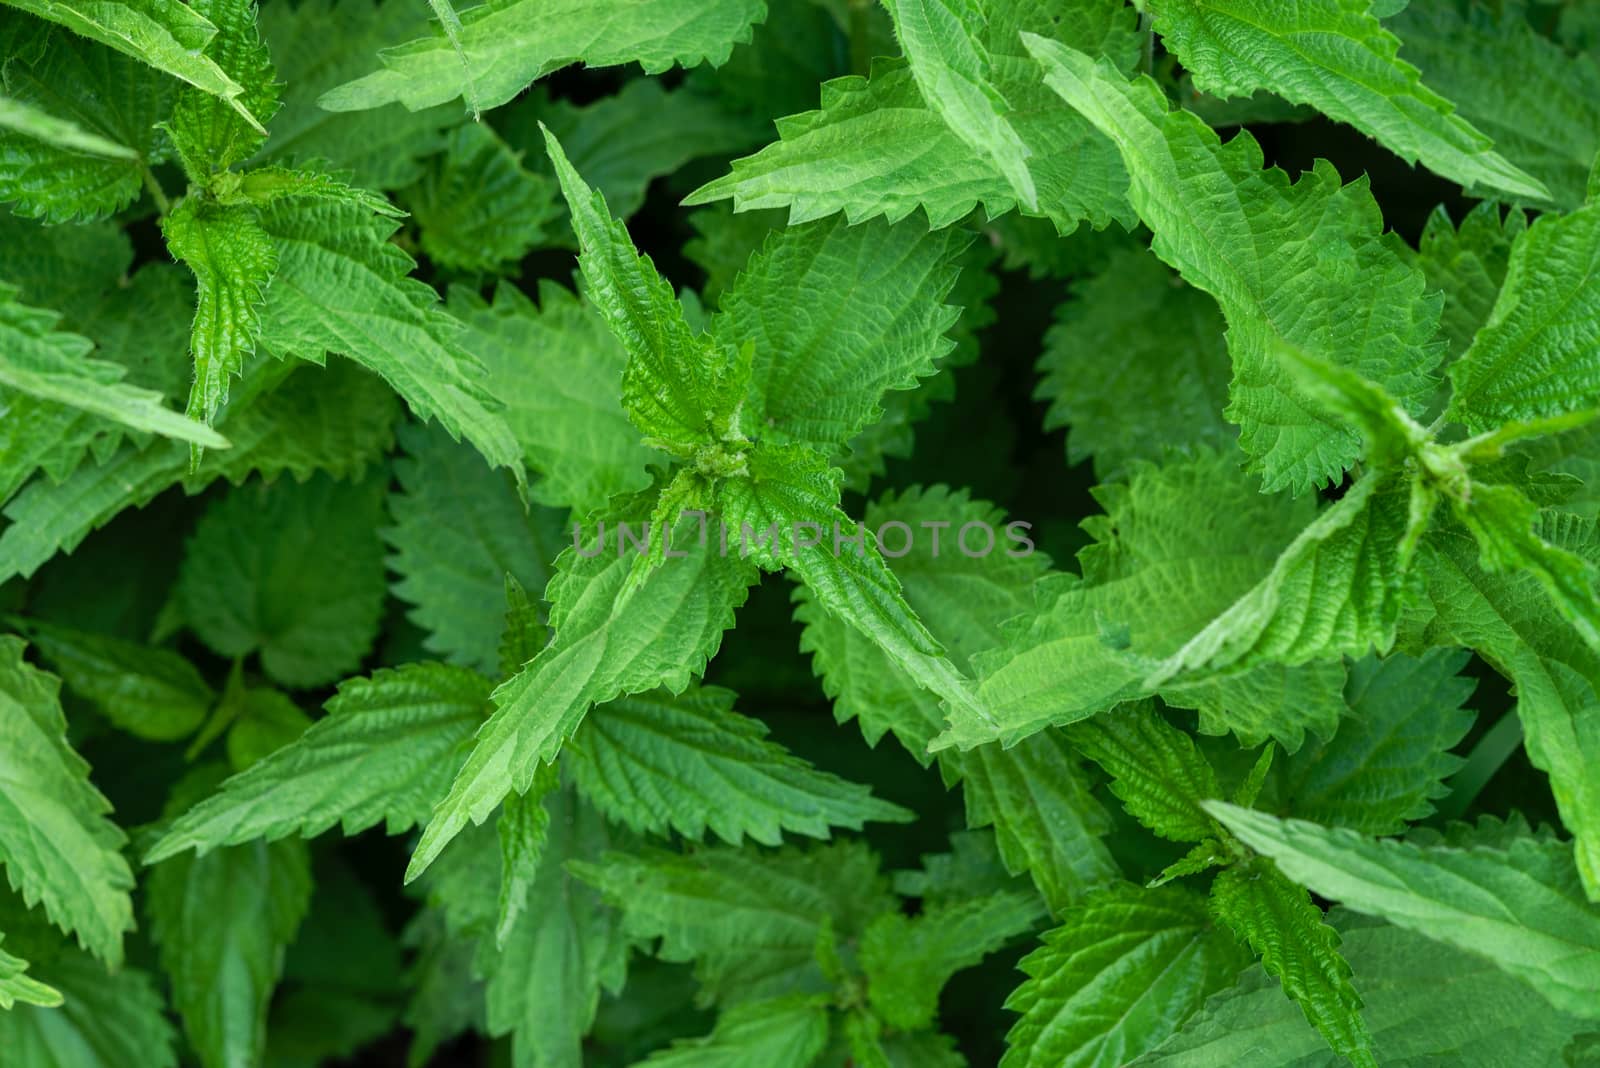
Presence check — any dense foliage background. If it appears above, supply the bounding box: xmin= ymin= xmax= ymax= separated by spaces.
xmin=2 ymin=0 xmax=1599 ymax=1066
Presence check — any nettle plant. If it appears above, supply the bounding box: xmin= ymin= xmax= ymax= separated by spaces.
xmin=1 ymin=0 xmax=1599 ymax=1065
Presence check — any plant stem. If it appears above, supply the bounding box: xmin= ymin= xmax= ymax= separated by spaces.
xmin=1139 ymin=10 xmax=1156 ymax=76
xmin=141 ymin=162 xmax=171 ymax=217
xmin=1436 ymin=711 xmax=1523 ymax=820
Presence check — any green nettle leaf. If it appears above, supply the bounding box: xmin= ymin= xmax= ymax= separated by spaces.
xmin=881 ymin=0 xmax=1037 ymax=211
xmin=0 ymin=637 xmax=134 ymax=967
xmin=8 ymin=617 xmax=213 ymax=741
xmin=1208 ymin=861 xmax=1375 ymax=1067
xmin=0 ymin=937 xmax=60 ymax=1010
xmin=424 ymin=787 xmax=626 ymax=1068
xmin=1025 ymin=38 xmax=1444 ymax=494
xmin=1279 ymin=649 xmax=1477 ymax=835
xmin=687 ymin=0 xmax=1141 ymax=231
xmin=162 ymin=0 xmax=278 ymax=179
xmin=1037 ymin=246 xmax=1234 ymax=477
xmin=1137 ymin=921 xmax=1594 ymax=1066
xmin=0 ymin=92 xmax=136 ymax=159
xmin=711 ymin=213 xmax=966 ymax=458
xmin=255 ymin=0 xmax=456 ymax=190
xmin=567 ymin=684 xmax=911 ymax=844
xmin=860 ymin=888 xmax=1043 ymax=1031
xmin=634 ymin=995 xmax=830 ymax=1067
xmin=147 ymin=818 xmax=313 ymax=1068
xmin=0 ymin=26 xmax=178 ymax=221
xmin=1446 ymin=198 xmax=1600 ymax=433
xmin=1413 ymin=524 xmax=1600 ymax=898
xmin=171 ymin=469 xmax=389 ymax=688
xmin=1067 ymin=702 xmax=1224 ymax=844
xmin=1147 ymin=0 xmax=1548 ymax=200
xmin=795 ymin=486 xmax=1118 ymax=906
xmin=407 ymin=507 xmax=757 ymax=881
xmin=0 ymin=0 xmax=265 ymax=132
xmin=1209 ymin=802 xmax=1600 ymax=1019
xmin=544 ymin=126 xmax=740 ymax=454
xmin=145 ymin=663 xmax=491 ymax=862
xmin=319 ymin=0 xmax=768 ymax=115
xmin=405 ymin=122 xmax=559 ymax=273
xmin=0 ymin=283 xmax=228 ymax=449
xmin=385 ymin=421 xmax=566 ymax=675
xmin=256 ymin=196 xmax=524 ymax=477
xmin=1002 ymin=883 xmax=1250 ymax=1068
xmin=571 ymin=839 xmax=894 ymax=1007
xmin=947 ymin=451 xmax=1353 ymax=751
xmin=0 ymin=949 xmax=177 ymax=1066
xmin=1389 ymin=0 xmax=1600 ymax=210
xmin=162 ymin=198 xmax=278 ymax=427
xmin=450 ymin=280 xmax=663 ymax=516
xmin=512 ymin=78 xmax=765 ymax=220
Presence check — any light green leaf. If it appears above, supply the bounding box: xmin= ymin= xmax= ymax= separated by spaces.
xmin=1136 ymin=921 xmax=1593 ymax=1066
xmin=544 ymin=125 xmax=741 ymax=455
xmin=257 ymin=196 xmax=523 ymax=478
xmin=569 ymin=684 xmax=910 ymax=845
xmin=385 ymin=421 xmax=565 ymax=676
xmin=882 ymin=0 xmax=1036 ymax=210
xmin=406 ymin=505 xmax=757 ymax=881
xmin=9 ymin=617 xmax=213 ymax=741
xmin=1001 ymin=883 xmax=1249 ymax=1068
xmin=633 ymin=995 xmax=830 ymax=1068
xmin=0 ymin=938 xmax=59 ymax=1011
xmin=0 ymin=949 xmax=176 ymax=1066
xmin=0 ymin=283 xmax=227 ymax=449
xmin=406 ymin=122 xmax=559 ymax=273
xmin=0 ymin=0 xmax=263 ymax=132
xmin=960 ymin=731 xmax=1119 ymax=910
xmin=1413 ymin=521 xmax=1600 ymax=899
xmin=172 ymin=470 xmax=388 ymax=688
xmin=1024 ymin=38 xmax=1443 ymax=494
xmin=320 ymin=0 xmax=767 ymax=115
xmin=163 ymin=0 xmax=278 ymax=178
xmin=0 ymin=637 xmax=133 ymax=967
xmin=1281 ymin=649 xmax=1476 ymax=835
xmin=571 ymin=839 xmax=894 ymax=1007
xmin=450 ymin=280 xmax=663 ymax=516
xmin=1148 ymin=0 xmax=1547 ymax=200
xmin=711 ymin=214 xmax=966 ymax=458
xmin=1447 ymin=199 xmax=1600 ymax=433
xmin=0 ymin=93 xmax=135 ymax=158
xmin=1208 ymin=862 xmax=1375 ymax=1067
xmin=686 ymin=0 xmax=1140 ymax=231
xmin=1208 ymin=802 xmax=1600 ymax=1019
xmin=0 ymin=27 xmax=176 ymax=220
xmin=861 ymin=888 xmax=1043 ymax=1031
xmin=718 ymin=445 xmax=991 ymax=735
xmin=162 ymin=198 xmax=278 ymax=428
xmin=147 ymin=827 xmax=312 ymax=1068
xmin=146 ymin=663 xmax=489 ymax=863
xmin=1149 ymin=472 xmax=1414 ymax=683
xmin=1389 ymin=0 xmax=1600 ymax=209
xmin=1068 ymin=702 xmax=1223 ymax=844
xmin=948 ymin=451 xmax=1351 ymax=751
